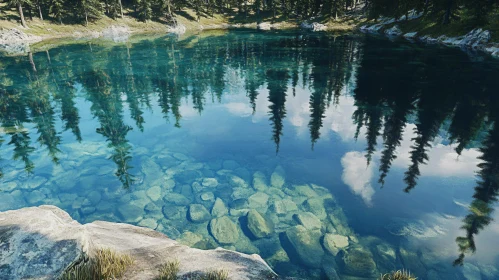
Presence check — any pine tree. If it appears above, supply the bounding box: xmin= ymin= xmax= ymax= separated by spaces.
xmin=137 ymin=0 xmax=152 ymax=21
xmin=9 ymin=0 xmax=30 ymax=28
xmin=49 ymin=0 xmax=65 ymax=23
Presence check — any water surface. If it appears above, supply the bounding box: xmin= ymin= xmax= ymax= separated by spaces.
xmin=1 ymin=30 xmax=499 ymax=279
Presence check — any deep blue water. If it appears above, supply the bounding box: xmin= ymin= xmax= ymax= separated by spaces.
xmin=1 ymin=30 xmax=499 ymax=279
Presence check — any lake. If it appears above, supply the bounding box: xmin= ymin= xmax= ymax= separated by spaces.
xmin=1 ymin=30 xmax=498 ymax=279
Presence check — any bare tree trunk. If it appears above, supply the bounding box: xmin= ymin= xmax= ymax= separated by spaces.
xmin=119 ymin=0 xmax=124 ymax=18
xmin=85 ymin=10 xmax=88 ymax=26
xmin=18 ymin=3 xmax=27 ymax=28
xmin=38 ymin=2 xmax=43 ymax=20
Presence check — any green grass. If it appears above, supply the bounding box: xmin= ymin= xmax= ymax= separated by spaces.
xmin=59 ymin=248 xmax=134 ymax=280
xmin=379 ymin=270 xmax=417 ymax=280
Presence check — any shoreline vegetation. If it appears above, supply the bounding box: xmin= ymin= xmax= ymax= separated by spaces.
xmin=1 ymin=0 xmax=499 ymax=57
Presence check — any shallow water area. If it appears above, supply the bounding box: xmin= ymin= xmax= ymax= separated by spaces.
xmin=1 ymin=30 xmax=499 ymax=279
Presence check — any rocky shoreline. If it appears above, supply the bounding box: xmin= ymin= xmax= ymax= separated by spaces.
xmin=0 ymin=205 xmax=278 ymax=280
xmin=359 ymin=18 xmax=499 ymax=58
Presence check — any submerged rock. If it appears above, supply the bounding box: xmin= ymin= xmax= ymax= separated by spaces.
xmin=211 ymin=198 xmax=229 ymax=217
xmin=146 ymin=186 xmax=162 ymax=201
xmin=248 ymin=192 xmax=269 ymax=209
xmin=118 ymin=204 xmax=144 ymax=223
xmin=398 ymin=247 xmax=427 ymax=277
xmin=253 ymin=171 xmax=269 ymax=191
xmin=294 ymin=212 xmax=322 ymax=230
xmin=272 ymin=199 xmax=298 ymax=215
xmin=163 ymin=193 xmax=190 ymax=206
xmin=322 ymin=233 xmax=349 ymax=256
xmin=188 ymin=204 xmax=211 ymax=223
xmin=336 ymin=247 xmax=377 ymax=277
xmin=247 ymin=209 xmax=275 ymax=239
xmin=271 ymin=165 xmax=286 ymax=188
xmin=200 ymin=192 xmax=215 ymax=201
xmin=210 ymin=216 xmax=239 ymax=244
xmin=283 ymin=225 xmax=324 ymax=268
xmin=0 ymin=206 xmax=276 ymax=279
xmin=229 ymin=175 xmax=249 ymax=189
xmin=202 ymin=177 xmax=218 ymax=188
xmin=304 ymin=198 xmax=327 ymax=219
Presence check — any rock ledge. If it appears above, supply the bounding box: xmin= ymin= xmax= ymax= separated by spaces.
xmin=0 ymin=205 xmax=277 ymax=280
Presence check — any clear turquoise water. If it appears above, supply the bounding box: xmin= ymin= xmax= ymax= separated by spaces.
xmin=1 ymin=30 xmax=499 ymax=279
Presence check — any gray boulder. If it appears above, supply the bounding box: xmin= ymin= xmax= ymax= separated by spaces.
xmin=385 ymin=25 xmax=403 ymax=36
xmin=257 ymin=22 xmax=271 ymax=30
xmin=336 ymin=247 xmax=378 ymax=277
xmin=460 ymin=28 xmax=491 ymax=49
xmin=246 ymin=209 xmax=274 ymax=239
xmin=118 ymin=204 xmax=145 ymax=223
xmin=322 ymin=233 xmax=349 ymax=256
xmin=188 ymin=204 xmax=211 ymax=223
xmin=211 ymin=198 xmax=229 ymax=217
xmin=283 ymin=225 xmax=324 ymax=268
xmin=294 ymin=212 xmax=322 ymax=230
xmin=209 ymin=216 xmax=239 ymax=244
xmin=0 ymin=205 xmax=276 ymax=279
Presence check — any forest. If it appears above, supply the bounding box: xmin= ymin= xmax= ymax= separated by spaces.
xmin=1 ymin=0 xmax=498 ymax=30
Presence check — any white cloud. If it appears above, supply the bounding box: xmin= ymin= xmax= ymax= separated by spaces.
xmin=387 ymin=124 xmax=482 ymax=178
xmin=341 ymin=151 xmax=376 ymax=206
xmin=224 ymin=102 xmax=253 ymax=117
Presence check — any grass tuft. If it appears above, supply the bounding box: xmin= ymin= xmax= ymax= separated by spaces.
xmin=198 ymin=269 xmax=229 ymax=280
xmin=155 ymin=260 xmax=180 ymax=280
xmin=60 ymin=248 xmax=134 ymax=280
xmin=380 ymin=270 xmax=417 ymax=280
